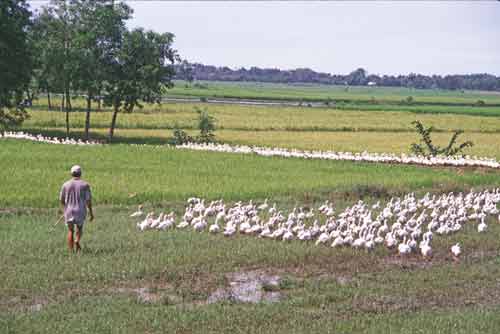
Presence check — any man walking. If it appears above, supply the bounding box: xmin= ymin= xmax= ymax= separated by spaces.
xmin=59 ymin=165 xmax=94 ymax=253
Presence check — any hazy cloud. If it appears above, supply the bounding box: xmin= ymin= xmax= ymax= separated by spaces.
xmin=29 ymin=1 xmax=500 ymax=75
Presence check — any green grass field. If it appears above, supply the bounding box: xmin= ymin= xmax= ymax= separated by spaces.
xmin=25 ymin=103 xmax=500 ymax=132
xmin=2 ymin=206 xmax=500 ymax=333
xmin=3 ymin=82 xmax=500 ymax=333
xmin=21 ymin=95 xmax=500 ymax=160
xmin=3 ymin=140 xmax=500 ymax=208
xmin=1 ymin=139 xmax=500 ymax=333
xmin=166 ymin=80 xmax=500 ymax=105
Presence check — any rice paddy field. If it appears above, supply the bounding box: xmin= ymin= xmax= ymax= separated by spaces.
xmin=167 ymin=80 xmax=500 ymax=106
xmin=2 ymin=83 xmax=500 ymax=333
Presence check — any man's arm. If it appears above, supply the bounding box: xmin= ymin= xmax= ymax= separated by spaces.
xmin=59 ymin=186 xmax=65 ymax=215
xmin=86 ymin=186 xmax=94 ymax=221
xmin=87 ymin=199 xmax=94 ymax=221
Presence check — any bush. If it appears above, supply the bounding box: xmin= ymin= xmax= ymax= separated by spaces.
xmin=196 ymin=107 xmax=216 ymax=143
xmin=410 ymin=120 xmax=473 ymax=157
xmin=170 ymin=129 xmax=193 ymax=145
xmin=169 ymin=107 xmax=217 ymax=145
xmin=193 ymin=83 xmax=208 ymax=89
xmin=402 ymin=96 xmax=414 ymax=105
xmin=475 ymin=99 xmax=485 ymax=106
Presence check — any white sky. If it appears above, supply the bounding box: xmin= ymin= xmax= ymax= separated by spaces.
xmin=29 ymin=1 xmax=500 ymax=76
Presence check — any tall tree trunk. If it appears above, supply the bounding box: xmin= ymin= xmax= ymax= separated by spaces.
xmin=109 ymin=104 xmax=119 ymax=142
xmin=65 ymin=87 xmax=72 ymax=111
xmin=85 ymin=93 xmax=92 ymax=141
xmin=25 ymin=90 xmax=33 ymax=107
xmin=65 ymin=84 xmax=71 ymax=137
xmin=97 ymin=88 xmax=101 ymax=111
xmin=47 ymin=89 xmax=52 ymax=111
xmin=65 ymin=108 xmax=69 ymax=137
xmin=60 ymin=94 xmax=65 ymax=112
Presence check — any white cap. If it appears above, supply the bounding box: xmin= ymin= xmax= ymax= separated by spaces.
xmin=71 ymin=165 xmax=82 ymax=175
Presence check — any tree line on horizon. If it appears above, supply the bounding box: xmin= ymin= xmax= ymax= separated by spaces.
xmin=175 ymin=63 xmax=500 ymax=92
xmin=1 ymin=0 xmax=178 ymax=141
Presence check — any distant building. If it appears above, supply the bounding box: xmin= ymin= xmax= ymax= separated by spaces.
xmin=367 ymin=81 xmax=377 ymax=86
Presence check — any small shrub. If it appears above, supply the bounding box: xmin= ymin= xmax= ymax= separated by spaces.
xmin=196 ymin=107 xmax=216 ymax=143
xmin=410 ymin=120 xmax=473 ymax=157
xmin=170 ymin=128 xmax=193 ymax=145
xmin=323 ymin=98 xmax=335 ymax=108
xmin=475 ymin=99 xmax=485 ymax=106
xmin=199 ymin=97 xmax=208 ymax=103
xmin=169 ymin=108 xmax=217 ymax=145
xmin=193 ymin=82 xmax=208 ymax=89
xmin=402 ymin=96 xmax=414 ymax=105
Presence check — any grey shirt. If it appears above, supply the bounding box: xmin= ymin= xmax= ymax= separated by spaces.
xmin=59 ymin=178 xmax=92 ymax=223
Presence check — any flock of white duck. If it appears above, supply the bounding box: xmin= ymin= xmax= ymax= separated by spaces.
xmin=177 ymin=142 xmax=500 ymax=169
xmin=0 ymin=131 xmax=101 ymax=145
xmin=132 ymin=189 xmax=500 ymax=260
xmin=3 ymin=131 xmax=500 ymax=169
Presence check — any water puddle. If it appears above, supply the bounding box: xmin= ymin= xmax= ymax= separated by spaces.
xmin=208 ymin=270 xmax=283 ymax=304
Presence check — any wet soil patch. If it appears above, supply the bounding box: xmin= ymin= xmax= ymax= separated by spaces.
xmin=207 ymin=270 xmax=283 ymax=304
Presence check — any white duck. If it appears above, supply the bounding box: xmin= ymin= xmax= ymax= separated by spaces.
xmin=397 ymin=237 xmax=412 ymax=256
xmin=331 ymin=236 xmax=344 ymax=248
xmin=315 ymin=232 xmax=330 ymax=245
xmin=176 ymin=220 xmax=190 ymax=229
xmin=209 ymin=223 xmax=220 ymax=234
xmin=258 ymin=199 xmax=269 ymax=211
xmin=419 ymin=234 xmax=432 ymax=259
xmin=137 ymin=212 xmax=154 ymax=231
xmin=149 ymin=212 xmax=164 ymax=229
xmin=451 ymin=243 xmax=461 ymax=260
xmin=130 ymin=205 xmax=144 ymax=217
xmin=193 ymin=218 xmax=207 ymax=232
xmin=282 ymin=229 xmax=294 ymax=241
xmin=477 ymin=219 xmax=488 ymax=233
xmin=157 ymin=212 xmax=175 ymax=230
xmin=223 ymin=223 xmax=236 ymax=237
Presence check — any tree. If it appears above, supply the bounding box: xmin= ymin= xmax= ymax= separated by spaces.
xmin=0 ymin=0 xmax=32 ymax=133
xmin=32 ymin=0 xmax=81 ymax=136
xmin=410 ymin=120 xmax=473 ymax=157
xmin=347 ymin=68 xmax=367 ymax=86
xmin=196 ymin=107 xmax=216 ymax=143
xmin=30 ymin=7 xmax=64 ymax=111
xmin=178 ymin=59 xmax=194 ymax=84
xmin=71 ymin=0 xmax=132 ymax=140
xmin=102 ymin=28 xmax=177 ymax=141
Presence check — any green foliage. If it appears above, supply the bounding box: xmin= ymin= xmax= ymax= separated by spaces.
xmin=194 ymin=83 xmax=209 ymax=89
xmin=403 ymin=96 xmax=414 ymax=105
xmin=102 ymin=27 xmax=178 ymax=140
xmin=410 ymin=120 xmax=474 ymax=157
xmin=196 ymin=107 xmax=216 ymax=143
xmin=169 ymin=107 xmax=216 ymax=144
xmin=0 ymin=106 xmax=30 ymax=133
xmin=0 ymin=0 xmax=32 ymax=131
xmin=170 ymin=128 xmax=193 ymax=145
